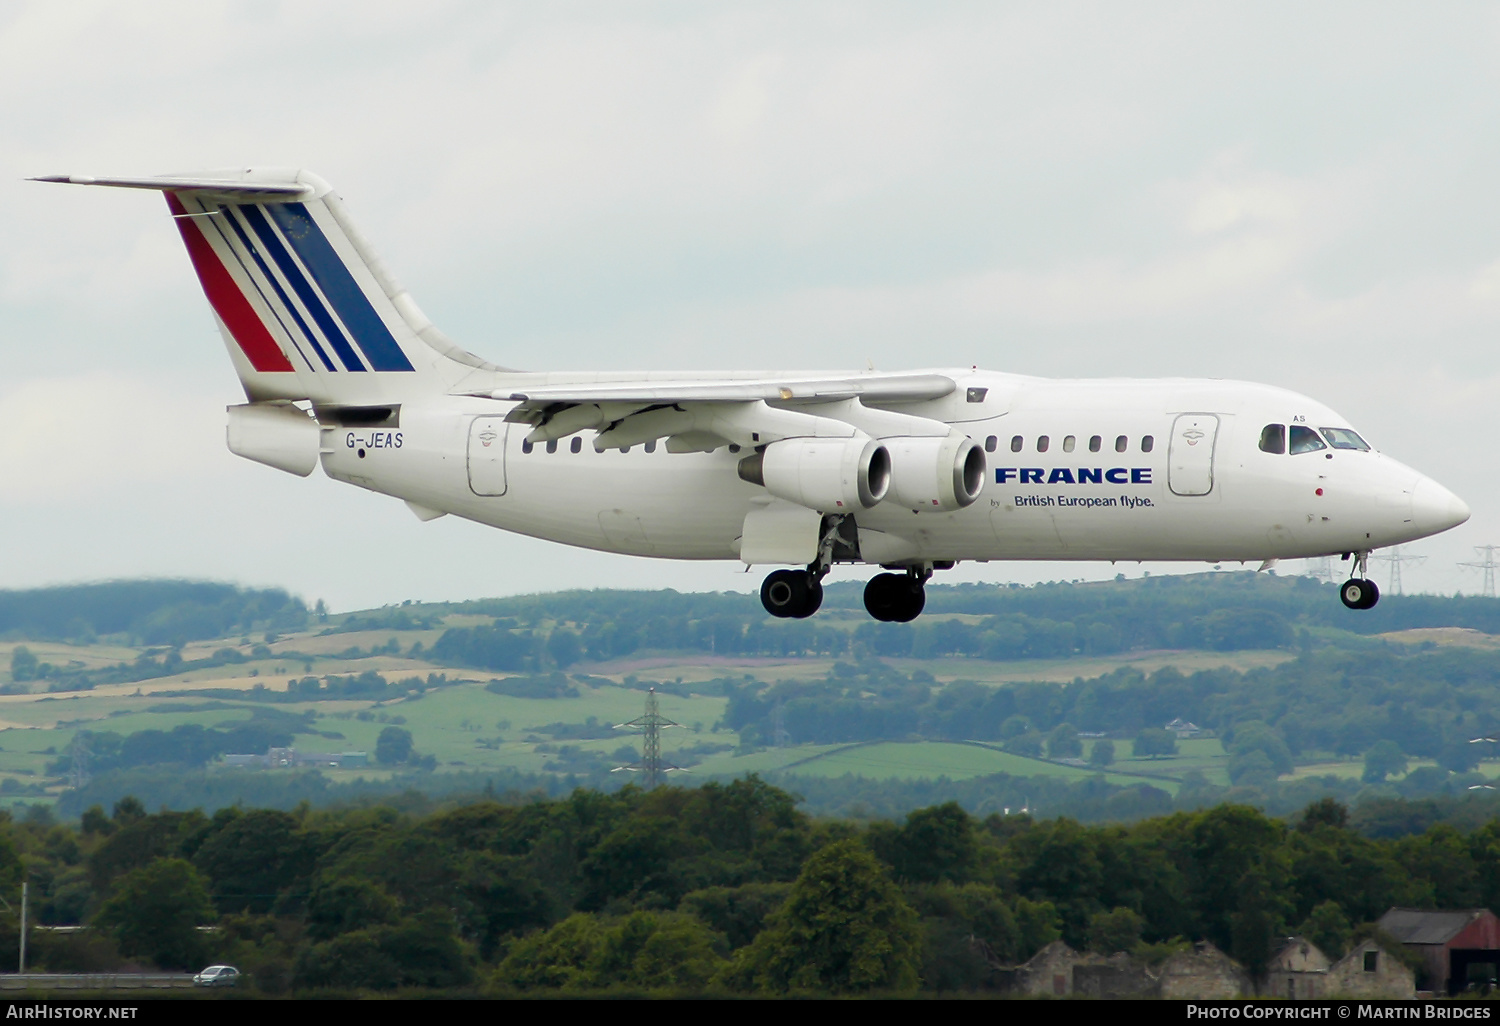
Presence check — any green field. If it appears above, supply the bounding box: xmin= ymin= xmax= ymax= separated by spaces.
xmin=0 ymin=610 xmax=1291 ymax=803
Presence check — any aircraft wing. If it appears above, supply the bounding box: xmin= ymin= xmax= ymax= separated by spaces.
xmin=482 ymin=372 xmax=955 ymax=405
xmin=474 ymin=373 xmax=962 ymax=452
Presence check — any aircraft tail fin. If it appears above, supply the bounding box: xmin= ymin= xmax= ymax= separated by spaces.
xmin=34 ymin=169 xmax=502 ymax=405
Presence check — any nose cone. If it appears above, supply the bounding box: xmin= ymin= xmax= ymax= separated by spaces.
xmin=1411 ymin=476 xmax=1471 ymax=537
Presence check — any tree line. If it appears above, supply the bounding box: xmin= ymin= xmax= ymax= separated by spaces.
xmin=1 ymin=784 xmax=1496 ymax=993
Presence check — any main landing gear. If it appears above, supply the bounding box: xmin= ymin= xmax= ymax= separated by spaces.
xmin=864 ymin=568 xmax=929 ymax=623
xmin=757 ymin=514 xmax=943 ymax=621
xmin=1339 ymin=550 xmax=1380 ymax=610
xmin=761 ymin=568 xmax=824 ymax=619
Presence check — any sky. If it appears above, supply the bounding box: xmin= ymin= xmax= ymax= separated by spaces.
xmin=3 ymin=1 xmax=1500 ymax=611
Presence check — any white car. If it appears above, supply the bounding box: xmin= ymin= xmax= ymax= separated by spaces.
xmin=193 ymin=965 xmax=240 ymax=988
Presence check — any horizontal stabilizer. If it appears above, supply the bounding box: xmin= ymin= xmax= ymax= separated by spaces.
xmin=30 ymin=173 xmax=311 ymax=201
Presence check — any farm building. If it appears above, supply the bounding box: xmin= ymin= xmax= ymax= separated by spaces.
xmin=1378 ymin=908 xmax=1500 ymax=994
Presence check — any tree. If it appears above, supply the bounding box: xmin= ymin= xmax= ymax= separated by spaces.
xmin=93 ymin=858 xmax=216 ymax=969
xmin=874 ymin=802 xmax=976 ymax=884
xmin=546 ymin=629 xmax=583 ymax=669
xmin=729 ymin=840 xmax=920 ymax=993
xmin=193 ymin=808 xmax=314 ymax=914
xmin=1004 ymin=732 xmax=1045 ymax=758
xmin=1227 ymin=721 xmax=1294 ymax=776
xmin=1047 ymin=723 xmax=1083 ymax=760
xmin=1087 ymin=906 xmax=1144 ymax=954
xmin=1134 ymin=728 xmax=1178 ymax=759
xmin=305 ymin=877 xmax=399 ymax=941
xmin=1437 ymin=738 xmax=1481 ymax=774
xmin=1089 ymin=740 xmax=1116 ymax=767
xmin=1362 ymin=741 xmax=1409 ymax=783
xmin=1297 ymin=900 xmax=1351 ymax=960
xmin=9 ymin=646 xmax=37 ymax=683
xmin=375 ymin=726 xmax=414 ymax=765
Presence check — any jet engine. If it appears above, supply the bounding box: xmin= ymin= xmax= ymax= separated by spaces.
xmin=883 ymin=434 xmax=987 ymax=511
xmin=737 ymin=437 xmax=890 ymax=511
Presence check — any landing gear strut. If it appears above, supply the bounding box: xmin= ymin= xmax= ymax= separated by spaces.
xmin=864 ymin=566 xmax=931 ymax=623
xmin=759 ymin=515 xmax=846 ymax=619
xmin=1339 ymin=550 xmax=1380 ymax=610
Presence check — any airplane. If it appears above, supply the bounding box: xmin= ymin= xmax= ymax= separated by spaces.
xmin=34 ymin=168 xmax=1471 ymax=621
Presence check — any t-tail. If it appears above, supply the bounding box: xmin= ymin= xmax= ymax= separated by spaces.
xmin=33 ymin=168 xmax=500 ymax=407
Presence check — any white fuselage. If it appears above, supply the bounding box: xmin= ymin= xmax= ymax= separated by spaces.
xmin=317 ymin=370 xmax=1468 ymax=568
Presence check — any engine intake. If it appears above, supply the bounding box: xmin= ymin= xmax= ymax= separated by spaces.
xmin=738 ymin=437 xmax=890 ymax=511
xmin=883 ymin=433 xmax=986 ymax=511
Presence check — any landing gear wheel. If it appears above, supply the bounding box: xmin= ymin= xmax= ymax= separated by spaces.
xmin=1340 ymin=578 xmax=1380 ymax=610
xmin=761 ymin=569 xmax=823 ymax=619
xmin=863 ymin=572 xmax=926 ymax=623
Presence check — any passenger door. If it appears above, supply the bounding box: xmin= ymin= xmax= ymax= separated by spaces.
xmin=467 ymin=417 xmax=508 ymax=496
xmin=1168 ymin=414 xmax=1219 ymax=496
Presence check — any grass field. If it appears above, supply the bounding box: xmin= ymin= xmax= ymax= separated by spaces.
xmin=719 ymin=740 xmax=1183 ymax=791
xmin=0 ymin=610 xmax=1301 ymax=804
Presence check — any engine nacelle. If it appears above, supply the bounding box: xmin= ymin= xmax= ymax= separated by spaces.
xmin=883 ymin=433 xmax=986 ymax=511
xmin=738 ymin=437 xmax=890 ymax=511
xmin=226 ymin=403 xmax=319 ymax=477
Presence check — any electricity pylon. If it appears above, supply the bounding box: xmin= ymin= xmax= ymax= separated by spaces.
xmin=1370 ymin=546 xmax=1426 ymax=595
xmin=1460 ymin=545 xmax=1500 ymax=598
xmin=1303 ymin=556 xmax=1337 ymax=584
xmin=68 ymin=733 xmax=91 ymax=791
xmin=612 ymin=687 xmax=681 ymax=788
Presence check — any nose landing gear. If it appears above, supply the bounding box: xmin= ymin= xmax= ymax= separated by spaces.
xmin=1339 ymin=550 xmax=1380 ymax=610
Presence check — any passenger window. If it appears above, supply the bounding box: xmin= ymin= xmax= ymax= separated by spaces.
xmin=1141 ymin=435 xmax=1154 ymax=453
xmin=1089 ymin=435 xmax=1101 ymax=453
xmin=619 ymin=446 xmax=630 ymax=454
xmin=985 ymin=436 xmax=997 ymax=453
xmin=1259 ymin=424 xmax=1286 ymax=454
xmin=546 ymin=439 xmax=558 ymax=454
xmin=1289 ymin=426 xmax=1326 ymax=454
xmin=1037 ymin=435 xmax=1050 ymax=453
xmin=1321 ymin=427 xmax=1370 ymax=451
xmin=521 ymin=440 xmax=533 ymax=454
xmin=1115 ymin=435 xmax=1127 ymax=453
xmin=646 ymin=440 xmax=658 ymax=453
xmin=1011 ymin=435 xmax=1023 ymax=453
xmin=570 ymin=437 xmax=582 ymax=454
xmin=1062 ymin=435 xmax=1076 ymax=453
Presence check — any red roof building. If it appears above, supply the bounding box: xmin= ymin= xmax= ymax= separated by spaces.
xmin=1378 ymin=908 xmax=1500 ymax=994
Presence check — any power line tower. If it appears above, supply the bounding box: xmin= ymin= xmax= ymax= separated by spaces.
xmin=612 ymin=687 xmax=681 ymax=788
xmin=68 ymin=732 xmax=91 ymax=791
xmin=1370 ymin=546 xmax=1426 ymax=595
xmin=1303 ymin=556 xmax=1337 ymax=584
xmin=771 ymin=699 xmax=791 ymax=749
xmin=1460 ymin=545 xmax=1500 ymax=598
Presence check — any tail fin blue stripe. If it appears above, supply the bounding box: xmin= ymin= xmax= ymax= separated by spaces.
xmin=240 ymin=204 xmax=367 ymax=372
xmin=267 ymin=203 xmax=415 ymax=373
xmin=218 ymin=207 xmax=337 ymax=372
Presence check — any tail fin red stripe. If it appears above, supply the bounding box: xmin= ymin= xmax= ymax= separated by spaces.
xmin=166 ymin=194 xmax=294 ymax=373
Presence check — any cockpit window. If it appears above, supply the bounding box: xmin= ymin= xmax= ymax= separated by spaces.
xmin=1259 ymin=424 xmax=1286 ymax=454
xmin=1321 ymin=427 xmax=1370 ymax=451
xmin=1289 ymin=425 xmax=1326 ymax=455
